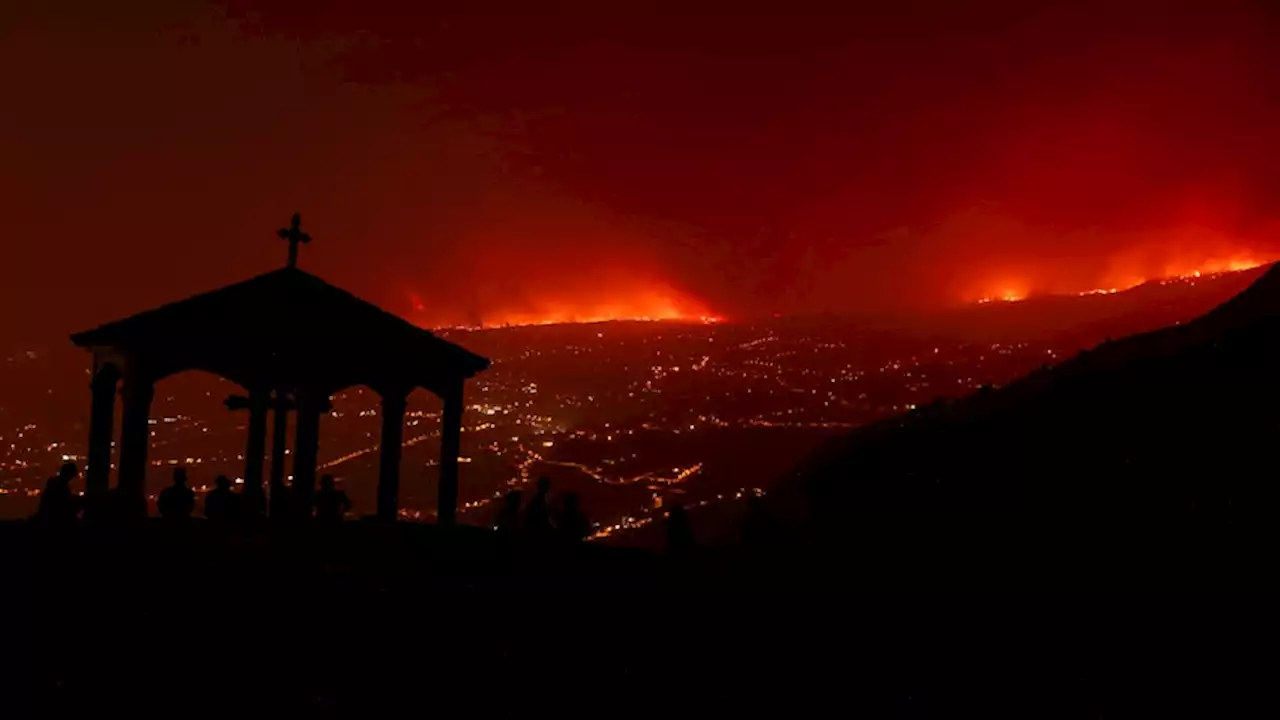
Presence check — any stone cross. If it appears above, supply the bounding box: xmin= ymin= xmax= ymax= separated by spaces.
xmin=277 ymin=212 xmax=311 ymax=269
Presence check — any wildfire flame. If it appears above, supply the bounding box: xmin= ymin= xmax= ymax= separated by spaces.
xmin=974 ymin=255 xmax=1270 ymax=305
xmin=977 ymin=289 xmax=1028 ymax=305
xmin=409 ymin=286 xmax=721 ymax=329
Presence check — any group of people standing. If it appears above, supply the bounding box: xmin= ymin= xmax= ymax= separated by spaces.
xmin=34 ymin=461 xmax=353 ymax=525
xmin=156 ymin=468 xmax=352 ymax=524
xmin=495 ymin=477 xmax=591 ymax=544
xmin=154 ymin=468 xmax=243 ymax=522
xmin=491 ymin=476 xmax=713 ymax=555
xmin=35 ymin=463 xmax=768 ymax=555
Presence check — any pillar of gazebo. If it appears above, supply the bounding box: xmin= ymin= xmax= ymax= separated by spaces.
xmin=85 ymin=364 xmax=119 ymax=498
xmin=377 ymin=391 xmax=408 ymax=522
xmin=268 ymin=390 xmax=292 ymax=516
xmin=291 ymin=392 xmax=324 ymax=516
xmin=241 ymin=388 xmax=269 ymax=512
xmin=117 ymin=371 xmax=154 ymax=512
xmin=437 ymin=380 xmax=464 ymax=525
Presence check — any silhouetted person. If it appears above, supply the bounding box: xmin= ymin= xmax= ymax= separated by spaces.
xmin=557 ymin=492 xmax=591 ymax=543
xmin=35 ymin=461 xmax=80 ymax=524
xmin=158 ymin=468 xmax=195 ymax=521
xmin=665 ymin=504 xmax=694 ymax=556
xmin=204 ymin=475 xmax=241 ymax=524
xmin=315 ymin=475 xmax=351 ymax=524
xmin=496 ymin=490 xmax=523 ymax=535
xmin=523 ymin=477 xmax=553 ymax=537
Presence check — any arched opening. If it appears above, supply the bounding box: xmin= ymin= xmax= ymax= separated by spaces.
xmin=314 ymin=383 xmax=477 ymax=524
xmin=314 ymin=382 xmax=454 ymax=522
xmin=401 ymin=386 xmax=516 ymax=527
xmin=144 ymin=369 xmax=250 ymax=515
xmin=400 ymin=387 xmax=444 ymax=521
xmin=317 ymin=385 xmax=385 ymax=519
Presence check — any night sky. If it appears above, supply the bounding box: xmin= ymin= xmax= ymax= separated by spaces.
xmin=4 ymin=0 xmax=1280 ymax=341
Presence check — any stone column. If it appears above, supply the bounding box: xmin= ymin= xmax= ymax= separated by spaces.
xmin=291 ymin=393 xmax=323 ymax=517
xmin=438 ymin=380 xmax=464 ymax=525
xmin=269 ymin=391 xmax=289 ymax=506
xmin=117 ymin=372 xmax=154 ymax=513
xmin=85 ymin=364 xmax=119 ymax=498
xmin=242 ymin=388 xmax=269 ymax=513
xmin=377 ymin=391 xmax=408 ymax=522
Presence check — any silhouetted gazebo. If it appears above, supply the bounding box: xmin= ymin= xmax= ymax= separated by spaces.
xmin=70 ymin=215 xmax=489 ymax=522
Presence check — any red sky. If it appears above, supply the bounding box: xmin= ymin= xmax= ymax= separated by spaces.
xmin=4 ymin=0 xmax=1280 ymax=340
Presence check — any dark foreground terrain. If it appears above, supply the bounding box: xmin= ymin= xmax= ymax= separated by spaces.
xmin=0 ymin=520 xmax=1276 ymax=716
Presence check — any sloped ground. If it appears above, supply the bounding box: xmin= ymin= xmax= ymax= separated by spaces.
xmin=774 ymin=264 xmax=1280 ymax=585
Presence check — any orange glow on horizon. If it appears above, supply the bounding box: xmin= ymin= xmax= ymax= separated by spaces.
xmin=975 ymin=283 xmax=1031 ymax=305
xmin=410 ymin=285 xmax=722 ymax=330
xmin=977 ymin=289 xmax=1028 ymax=305
xmin=1159 ymin=256 xmax=1268 ymax=279
xmin=973 ymin=255 xmax=1271 ymax=306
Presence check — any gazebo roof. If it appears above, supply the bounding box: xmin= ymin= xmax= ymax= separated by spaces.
xmin=71 ymin=267 xmax=489 ymax=395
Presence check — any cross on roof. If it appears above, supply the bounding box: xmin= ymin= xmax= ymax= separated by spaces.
xmin=277 ymin=212 xmax=311 ymax=269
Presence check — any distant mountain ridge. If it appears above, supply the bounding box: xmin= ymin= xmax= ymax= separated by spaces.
xmin=917 ymin=264 xmax=1270 ymax=346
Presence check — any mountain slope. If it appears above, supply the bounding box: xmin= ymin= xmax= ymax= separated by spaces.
xmin=779 ymin=262 xmax=1280 ymax=545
